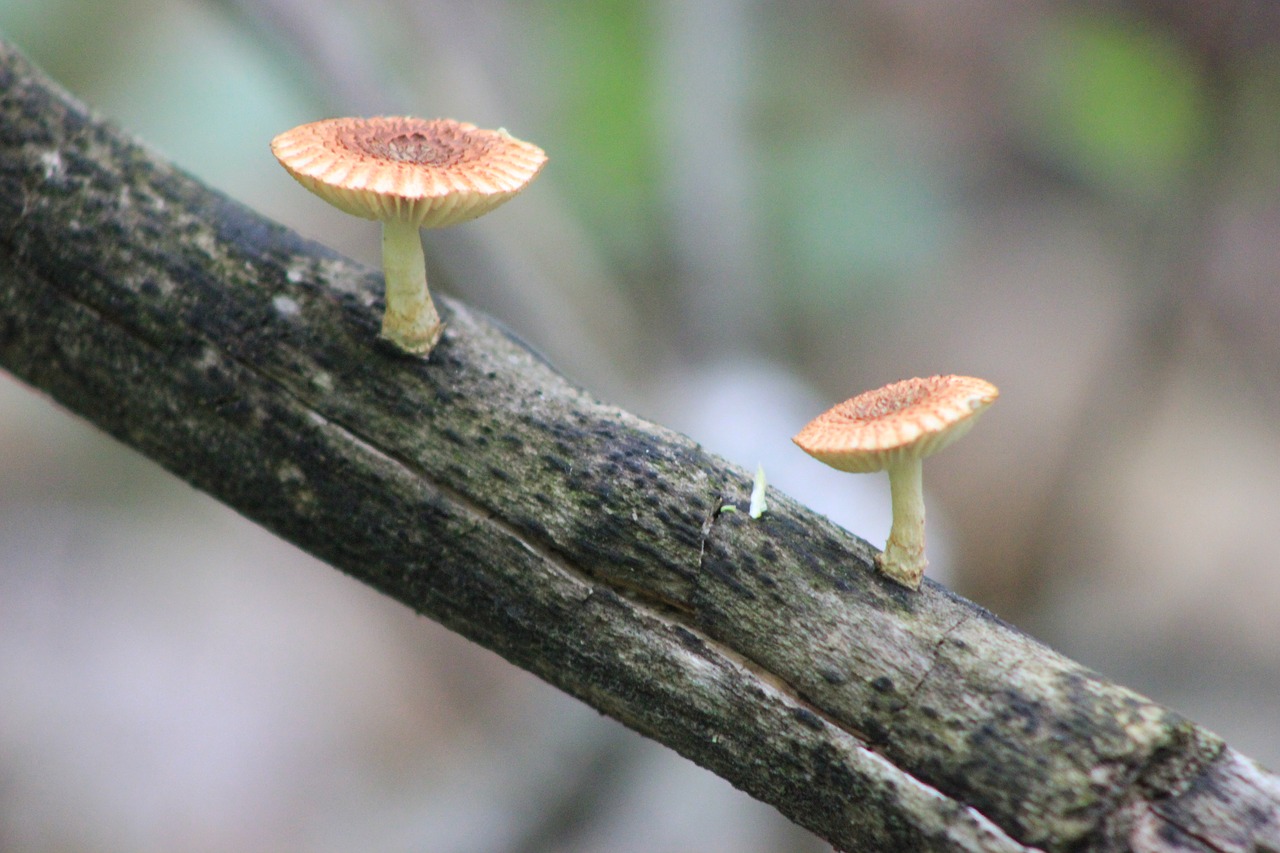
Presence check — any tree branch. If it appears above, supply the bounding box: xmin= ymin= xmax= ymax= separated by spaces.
xmin=0 ymin=39 xmax=1276 ymax=852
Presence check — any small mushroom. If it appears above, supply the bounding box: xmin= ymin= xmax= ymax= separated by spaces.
xmin=271 ymin=117 xmax=547 ymax=354
xmin=792 ymin=375 xmax=998 ymax=590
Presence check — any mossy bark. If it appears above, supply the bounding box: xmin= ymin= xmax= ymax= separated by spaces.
xmin=0 ymin=39 xmax=1276 ymax=853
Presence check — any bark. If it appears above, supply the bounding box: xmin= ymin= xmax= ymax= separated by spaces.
xmin=0 ymin=39 xmax=1277 ymax=853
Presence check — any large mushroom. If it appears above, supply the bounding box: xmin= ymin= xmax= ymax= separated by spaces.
xmin=271 ymin=116 xmax=547 ymax=355
xmin=792 ymin=375 xmax=998 ymax=590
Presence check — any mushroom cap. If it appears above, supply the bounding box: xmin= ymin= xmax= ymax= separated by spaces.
xmin=792 ymin=375 xmax=998 ymax=473
xmin=270 ymin=116 xmax=547 ymax=228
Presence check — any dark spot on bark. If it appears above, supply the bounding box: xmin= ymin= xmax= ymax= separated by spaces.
xmin=861 ymin=716 xmax=892 ymax=747
xmin=438 ymin=426 xmax=466 ymax=446
xmin=216 ymin=396 xmax=254 ymax=423
xmin=818 ymin=666 xmax=847 ymax=686
xmin=672 ymin=626 xmax=706 ymax=652
xmin=701 ymin=557 xmax=756 ymax=599
xmin=791 ymin=707 xmax=824 ymax=731
xmin=984 ymin=688 xmax=1046 ymax=738
xmin=542 ymin=454 xmax=572 ymax=474
xmin=871 ymin=675 xmax=895 ymax=693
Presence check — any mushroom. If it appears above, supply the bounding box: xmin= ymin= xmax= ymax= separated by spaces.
xmin=792 ymin=375 xmax=998 ymax=590
xmin=271 ymin=117 xmax=547 ymax=354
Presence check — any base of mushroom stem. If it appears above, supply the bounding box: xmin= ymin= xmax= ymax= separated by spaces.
xmin=875 ymin=549 xmax=926 ymax=591
xmin=380 ymin=318 xmax=445 ymax=356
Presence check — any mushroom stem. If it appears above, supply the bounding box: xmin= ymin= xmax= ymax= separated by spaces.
xmin=879 ymin=457 xmax=927 ymax=589
xmin=379 ymin=219 xmax=443 ymax=354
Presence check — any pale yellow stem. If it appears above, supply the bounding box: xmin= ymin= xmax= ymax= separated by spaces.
xmin=379 ymin=219 xmax=443 ymax=354
xmin=878 ymin=458 xmax=927 ymax=590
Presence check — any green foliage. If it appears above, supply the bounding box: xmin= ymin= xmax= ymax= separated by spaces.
xmin=1026 ymin=13 xmax=1210 ymax=200
xmin=767 ymin=110 xmax=957 ymax=312
xmin=526 ymin=0 xmax=659 ymax=265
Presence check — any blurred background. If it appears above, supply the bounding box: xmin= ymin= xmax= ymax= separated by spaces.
xmin=3 ymin=0 xmax=1280 ymax=850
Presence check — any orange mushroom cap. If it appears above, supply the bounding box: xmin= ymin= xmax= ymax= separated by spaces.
xmin=792 ymin=375 xmax=999 ymax=473
xmin=270 ymin=116 xmax=547 ymax=228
